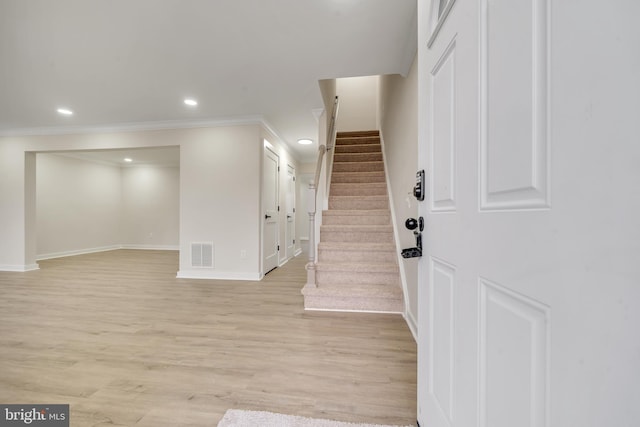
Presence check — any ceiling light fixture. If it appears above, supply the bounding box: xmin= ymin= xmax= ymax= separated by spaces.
xmin=297 ymin=139 xmax=313 ymax=145
xmin=124 ymin=158 xmax=133 ymax=162
xmin=57 ymin=108 xmax=73 ymax=115
xmin=184 ymin=98 xmax=198 ymax=106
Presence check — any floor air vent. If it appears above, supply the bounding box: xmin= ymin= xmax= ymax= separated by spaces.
xmin=191 ymin=243 xmax=214 ymax=268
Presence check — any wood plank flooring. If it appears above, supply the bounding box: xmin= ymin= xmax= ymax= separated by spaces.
xmin=0 ymin=250 xmax=416 ymax=426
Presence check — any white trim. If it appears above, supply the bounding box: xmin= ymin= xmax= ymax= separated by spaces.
xmin=427 ymin=0 xmax=458 ymax=48
xmin=36 ymin=244 xmax=179 ymax=261
xmin=404 ymin=310 xmax=418 ymax=343
xmin=278 ymin=256 xmax=291 ymax=268
xmin=1 ymin=114 xmax=299 ymax=163
xmin=0 ymin=263 xmax=40 ymax=272
xmin=176 ymin=269 xmax=262 ymax=281
xmin=120 ymin=244 xmax=179 ymax=251
xmin=378 ymin=132 xmax=415 ymax=334
xmin=294 ymin=248 xmax=303 ymax=257
xmin=36 ymin=245 xmax=121 ymax=261
xmin=0 ymin=115 xmax=266 ymax=138
xmin=304 ymin=308 xmax=403 ymax=315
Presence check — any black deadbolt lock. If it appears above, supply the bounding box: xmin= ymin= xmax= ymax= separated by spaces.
xmin=401 ymin=217 xmax=424 ymax=258
xmin=405 ymin=218 xmax=418 ymax=230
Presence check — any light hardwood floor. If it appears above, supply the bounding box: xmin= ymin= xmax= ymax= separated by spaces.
xmin=0 ymin=250 xmax=416 ymax=426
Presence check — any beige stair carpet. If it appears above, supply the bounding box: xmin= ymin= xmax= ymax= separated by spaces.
xmin=303 ymin=130 xmax=403 ymax=313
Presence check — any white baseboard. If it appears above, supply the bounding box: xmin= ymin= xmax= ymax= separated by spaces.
xmin=0 ymin=263 xmax=40 ymax=272
xmin=294 ymin=248 xmax=303 ymax=257
xmin=304 ymin=308 xmax=403 ymax=315
xmin=176 ymin=269 xmax=262 ymax=281
xmin=120 ymin=244 xmax=179 ymax=251
xmin=36 ymin=244 xmax=180 ymax=261
xmin=404 ymin=309 xmax=418 ymax=343
xmin=36 ymin=245 xmax=121 ymax=261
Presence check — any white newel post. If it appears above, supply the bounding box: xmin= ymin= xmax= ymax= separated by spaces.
xmin=305 ymin=183 xmax=317 ymax=287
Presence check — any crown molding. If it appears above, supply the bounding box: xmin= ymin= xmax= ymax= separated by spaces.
xmin=0 ymin=115 xmax=268 ymax=138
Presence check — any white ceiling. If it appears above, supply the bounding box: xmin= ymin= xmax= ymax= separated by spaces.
xmin=0 ymin=0 xmax=417 ymax=163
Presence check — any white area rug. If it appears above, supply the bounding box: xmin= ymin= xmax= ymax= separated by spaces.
xmin=217 ymin=409 xmax=413 ymax=427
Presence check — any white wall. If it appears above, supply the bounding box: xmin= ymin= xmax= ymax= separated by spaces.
xmin=36 ymin=154 xmax=180 ymax=258
xmin=36 ymin=154 xmax=122 ymax=258
xmin=379 ymin=55 xmax=419 ymax=336
xmin=121 ymin=166 xmax=179 ymax=249
xmin=178 ymin=126 xmax=262 ymax=279
xmin=0 ymin=144 xmax=32 ymax=270
xmin=0 ymin=123 xmax=272 ymax=280
xmin=336 ymin=76 xmax=380 ymax=132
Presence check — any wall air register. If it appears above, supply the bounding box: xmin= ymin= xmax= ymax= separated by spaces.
xmin=191 ymin=243 xmax=214 ymax=268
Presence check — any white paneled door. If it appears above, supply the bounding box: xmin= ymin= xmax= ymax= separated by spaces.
xmin=417 ymin=1 xmax=640 ymax=427
xmin=263 ymin=147 xmax=279 ymax=274
xmin=285 ymin=164 xmax=296 ymax=260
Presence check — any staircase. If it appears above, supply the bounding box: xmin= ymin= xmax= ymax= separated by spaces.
xmin=302 ymin=130 xmax=403 ymax=312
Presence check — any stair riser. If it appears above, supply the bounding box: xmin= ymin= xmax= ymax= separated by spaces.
xmin=329 ymin=198 xmax=388 ymax=210
xmin=303 ymin=295 xmax=403 ymax=313
xmin=337 ymin=130 xmax=380 ymax=137
xmin=334 ymin=144 xmax=381 ymax=154
xmin=320 ymin=230 xmax=394 ymax=243
xmin=331 ymin=172 xmax=386 ymax=184
xmin=318 ymin=249 xmax=397 ymax=263
xmin=332 ymin=162 xmax=384 ymax=173
xmin=330 ymin=184 xmax=387 ymax=196
xmin=336 ymin=137 xmax=381 ymax=145
xmin=317 ymin=271 xmax=400 ymax=286
xmin=334 ymin=153 xmax=383 ymax=163
xmin=322 ymin=214 xmax=390 ymax=225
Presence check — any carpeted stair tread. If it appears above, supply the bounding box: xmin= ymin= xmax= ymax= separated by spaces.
xmin=320 ymin=224 xmax=393 ymax=232
xmin=331 ymin=171 xmax=386 ymax=183
xmin=332 ymin=161 xmax=384 ymax=173
xmin=318 ymin=243 xmax=397 ymax=263
xmin=322 ymin=209 xmax=390 ymax=217
xmin=330 ymin=182 xmax=387 ymax=196
xmin=302 ymin=282 xmax=402 ymax=298
xmin=333 ymin=152 xmax=383 ymax=162
xmin=315 ymin=261 xmax=398 ymax=273
xmin=321 ymin=210 xmax=391 ymax=225
xmin=318 ymin=241 xmax=396 ymax=251
xmin=334 ymin=136 xmax=382 ymax=146
xmin=328 ymin=196 xmax=389 ymax=210
xmin=334 ymin=144 xmax=382 ymax=153
xmin=303 ymin=129 xmax=403 ymax=313
xmin=336 ymin=130 xmax=380 ymax=138
xmin=329 ymin=194 xmax=388 ymax=201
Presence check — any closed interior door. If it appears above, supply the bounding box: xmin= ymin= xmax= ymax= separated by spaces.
xmin=417 ymin=1 xmax=640 ymax=427
xmin=263 ymin=147 xmax=279 ymax=274
xmin=285 ymin=165 xmax=296 ymax=260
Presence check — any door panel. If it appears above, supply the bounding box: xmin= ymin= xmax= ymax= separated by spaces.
xmin=480 ymin=0 xmax=549 ymax=210
xmin=263 ymin=147 xmax=279 ymax=274
xmin=285 ymin=165 xmax=295 ymax=260
xmin=418 ymin=1 xmax=640 ymax=427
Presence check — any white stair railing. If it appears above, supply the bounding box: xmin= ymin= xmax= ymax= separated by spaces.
xmin=305 ymin=96 xmax=339 ymax=288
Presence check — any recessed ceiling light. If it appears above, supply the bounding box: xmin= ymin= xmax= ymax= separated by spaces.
xmin=57 ymin=108 xmax=73 ymax=115
xmin=297 ymin=139 xmax=313 ymax=145
xmin=123 ymin=158 xmax=133 ymax=162
xmin=184 ymin=98 xmax=198 ymax=106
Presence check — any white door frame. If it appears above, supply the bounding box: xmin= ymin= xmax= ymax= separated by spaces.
xmin=262 ymin=146 xmax=279 ymax=275
xmin=285 ymin=164 xmax=296 ymax=261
